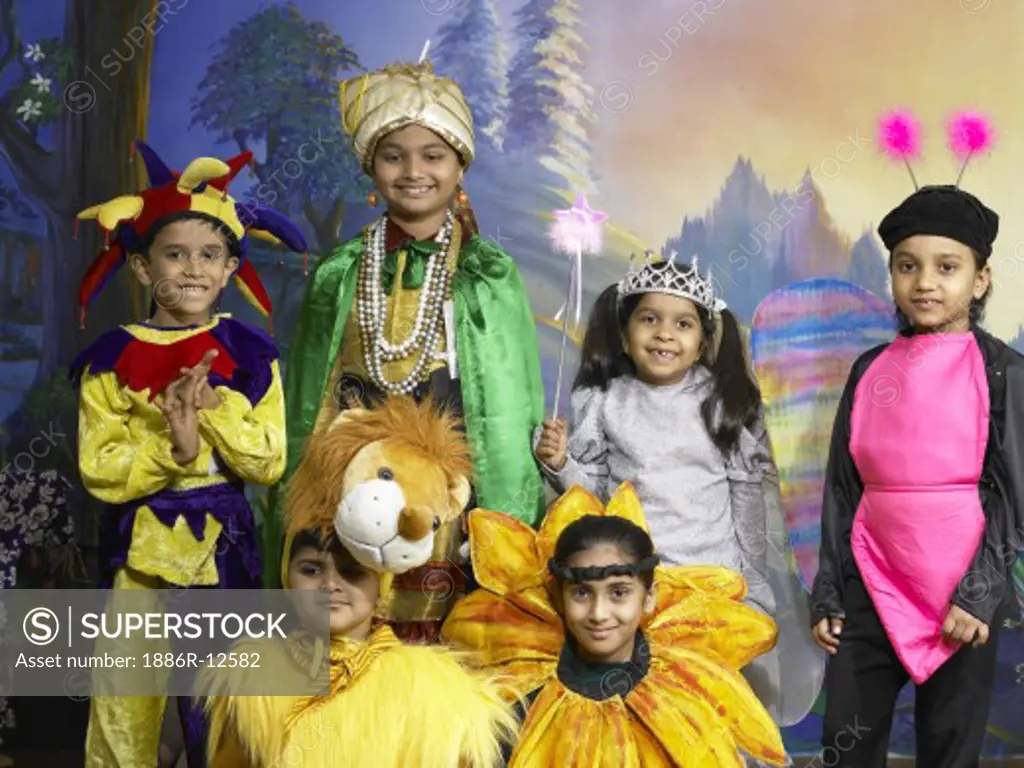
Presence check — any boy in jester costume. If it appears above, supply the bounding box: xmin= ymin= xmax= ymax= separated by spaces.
xmin=68 ymin=141 xmax=307 ymax=767
xmin=270 ymin=57 xmax=546 ymax=641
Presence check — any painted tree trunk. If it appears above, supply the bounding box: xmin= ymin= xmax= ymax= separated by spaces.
xmin=0 ymin=0 xmax=158 ymax=384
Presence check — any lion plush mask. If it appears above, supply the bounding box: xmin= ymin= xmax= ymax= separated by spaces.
xmin=285 ymin=396 xmax=472 ymax=574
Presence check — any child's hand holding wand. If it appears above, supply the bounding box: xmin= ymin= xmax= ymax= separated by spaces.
xmin=535 ymin=419 xmax=568 ymax=471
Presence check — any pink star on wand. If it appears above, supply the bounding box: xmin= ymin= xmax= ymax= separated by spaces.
xmin=551 ymin=194 xmax=607 ymax=255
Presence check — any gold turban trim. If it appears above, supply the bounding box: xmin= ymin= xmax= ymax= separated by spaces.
xmin=339 ymin=61 xmax=475 ymax=174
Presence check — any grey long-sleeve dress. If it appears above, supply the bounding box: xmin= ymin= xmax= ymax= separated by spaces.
xmin=538 ymin=365 xmax=775 ymax=614
xmin=536 ymin=365 xmax=826 ymax=730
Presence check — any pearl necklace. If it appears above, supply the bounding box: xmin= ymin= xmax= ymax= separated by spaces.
xmin=356 ymin=212 xmax=455 ymax=395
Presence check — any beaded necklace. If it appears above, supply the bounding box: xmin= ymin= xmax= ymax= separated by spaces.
xmin=356 ymin=211 xmax=456 ymax=395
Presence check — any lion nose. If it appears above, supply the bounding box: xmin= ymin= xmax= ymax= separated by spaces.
xmin=397 ymin=506 xmax=438 ymax=541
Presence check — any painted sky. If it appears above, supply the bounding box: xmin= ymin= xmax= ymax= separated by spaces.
xmin=586 ymin=0 xmax=1024 ymax=338
xmin=5 ymin=0 xmax=1024 ymax=336
xmin=146 ymin=0 xmax=513 ymax=170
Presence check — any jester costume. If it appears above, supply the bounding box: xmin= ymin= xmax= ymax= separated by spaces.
xmin=811 ymin=114 xmax=1024 ymax=765
xmin=442 ymin=482 xmax=788 ymax=767
xmin=68 ymin=141 xmax=307 ymax=767
xmin=271 ymin=59 xmax=545 ymax=641
xmin=200 ymin=515 xmax=518 ymax=766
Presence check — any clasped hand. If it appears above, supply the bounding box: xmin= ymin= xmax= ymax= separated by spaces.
xmin=157 ymin=349 xmax=222 ymax=466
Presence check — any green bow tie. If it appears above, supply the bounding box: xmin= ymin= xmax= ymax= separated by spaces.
xmin=380 ymin=239 xmax=443 ymax=294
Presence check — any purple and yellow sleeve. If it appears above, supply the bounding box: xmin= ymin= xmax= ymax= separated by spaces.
xmin=77 ymin=367 xmax=208 ymax=504
xmin=198 ymin=359 xmax=286 ymax=487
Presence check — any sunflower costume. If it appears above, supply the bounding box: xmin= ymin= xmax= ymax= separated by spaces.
xmin=442 ymin=483 xmax=788 ymax=767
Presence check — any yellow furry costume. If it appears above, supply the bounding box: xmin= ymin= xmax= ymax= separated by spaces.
xmin=202 ymin=397 xmax=517 ymax=767
xmin=202 ymin=623 xmax=516 ymax=766
xmin=442 ymin=483 xmax=789 ymax=767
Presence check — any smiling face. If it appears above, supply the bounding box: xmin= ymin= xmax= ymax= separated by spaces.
xmin=890 ymin=234 xmax=991 ymax=333
xmin=371 ymin=124 xmax=462 ymax=229
xmin=558 ymin=543 xmax=656 ymax=664
xmin=287 ymin=543 xmax=380 ymax=639
xmin=130 ymin=217 xmax=239 ymax=327
xmin=622 ymin=293 xmax=705 ymax=386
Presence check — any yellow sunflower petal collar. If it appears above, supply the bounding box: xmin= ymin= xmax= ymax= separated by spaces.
xmin=442 ymin=483 xmax=788 ymax=766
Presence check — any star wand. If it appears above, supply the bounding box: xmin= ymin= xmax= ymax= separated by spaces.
xmin=549 ymin=194 xmax=606 ymax=421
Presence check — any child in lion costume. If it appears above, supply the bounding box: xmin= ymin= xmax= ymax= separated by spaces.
xmin=200 ymin=396 xmax=517 ymax=766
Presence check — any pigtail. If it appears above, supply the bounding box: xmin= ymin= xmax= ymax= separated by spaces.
xmin=573 ymin=284 xmax=634 ymax=392
xmin=699 ymin=307 xmax=763 ymax=455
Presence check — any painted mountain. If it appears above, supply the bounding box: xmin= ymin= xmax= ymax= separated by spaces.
xmin=664 ymin=158 xmax=890 ymax=324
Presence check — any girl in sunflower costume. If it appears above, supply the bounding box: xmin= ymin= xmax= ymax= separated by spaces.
xmin=272 ymin=57 xmax=545 ymax=641
xmin=442 ymin=483 xmax=788 ymax=767
xmin=68 ymin=141 xmax=307 ymax=767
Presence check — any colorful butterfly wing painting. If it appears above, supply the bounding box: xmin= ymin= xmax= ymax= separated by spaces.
xmin=751 ymin=279 xmax=895 ymax=589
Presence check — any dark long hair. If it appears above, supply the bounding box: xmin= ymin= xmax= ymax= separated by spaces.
xmin=573 ymin=263 xmax=762 ymax=455
xmin=552 ymin=515 xmax=656 ymax=589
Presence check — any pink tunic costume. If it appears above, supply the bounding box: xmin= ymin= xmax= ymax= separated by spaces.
xmin=849 ymin=332 xmax=989 ymax=684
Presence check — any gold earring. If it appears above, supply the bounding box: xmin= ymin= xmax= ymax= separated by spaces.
xmin=456 ymin=188 xmax=469 ymax=206
xmin=366 ymin=191 xmax=379 ymax=207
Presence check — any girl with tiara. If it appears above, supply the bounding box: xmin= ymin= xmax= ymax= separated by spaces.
xmin=273 ymin=54 xmax=545 ymax=641
xmin=533 ymin=254 xmax=823 ymax=726
xmin=810 ymin=111 xmax=1024 ymax=765
xmin=442 ymin=482 xmax=788 ymax=766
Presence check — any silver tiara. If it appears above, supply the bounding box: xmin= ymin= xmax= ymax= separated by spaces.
xmin=617 ymin=252 xmax=727 ymax=313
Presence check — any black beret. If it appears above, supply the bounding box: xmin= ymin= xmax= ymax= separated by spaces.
xmin=878 ymin=185 xmax=999 ymax=259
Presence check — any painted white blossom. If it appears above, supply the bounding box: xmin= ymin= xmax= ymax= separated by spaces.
xmin=30 ymin=72 xmax=51 ymax=93
xmin=24 ymin=43 xmax=44 ymax=63
xmin=8 ymin=478 xmax=33 ymax=501
xmin=15 ymin=98 xmax=43 ymax=122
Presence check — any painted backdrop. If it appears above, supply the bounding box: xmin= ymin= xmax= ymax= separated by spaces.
xmin=0 ymin=0 xmax=1022 ymax=758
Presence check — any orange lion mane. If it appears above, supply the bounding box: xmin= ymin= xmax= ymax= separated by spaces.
xmin=285 ymin=396 xmax=472 ymax=541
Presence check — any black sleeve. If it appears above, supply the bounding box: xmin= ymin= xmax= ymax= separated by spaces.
xmin=951 ymin=354 xmax=1024 ymax=623
xmin=809 ymin=355 xmax=871 ymax=627
xmin=500 ymin=688 xmax=541 ymax=765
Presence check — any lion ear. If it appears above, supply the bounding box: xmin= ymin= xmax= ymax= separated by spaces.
xmin=449 ymin=474 xmax=472 ymax=515
xmin=328 ymin=407 xmax=369 ymax=431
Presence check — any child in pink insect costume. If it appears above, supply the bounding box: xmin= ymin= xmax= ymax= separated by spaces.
xmin=810 ymin=110 xmax=1024 ymax=766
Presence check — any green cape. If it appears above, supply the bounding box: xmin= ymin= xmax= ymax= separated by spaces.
xmin=264 ymin=231 xmax=546 ymax=587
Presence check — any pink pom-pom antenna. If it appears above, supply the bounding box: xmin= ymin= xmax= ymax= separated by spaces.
xmin=878 ymin=110 xmax=923 ymax=160
xmin=946 ymin=110 xmax=995 ymax=160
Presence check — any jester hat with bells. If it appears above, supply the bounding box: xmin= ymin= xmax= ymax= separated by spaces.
xmin=282 ymin=396 xmax=473 ymax=614
xmin=75 ymin=140 xmax=308 ymax=329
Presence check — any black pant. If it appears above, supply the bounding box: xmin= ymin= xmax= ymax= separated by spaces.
xmin=821 ymin=575 xmax=1000 ymax=767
